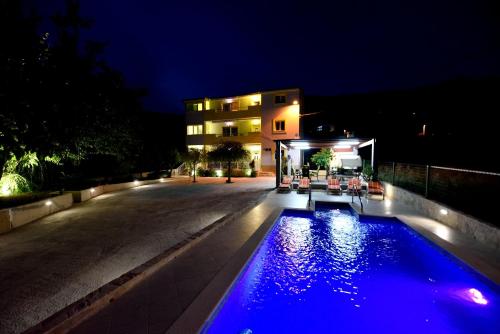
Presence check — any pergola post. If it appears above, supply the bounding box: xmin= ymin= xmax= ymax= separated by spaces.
xmin=275 ymin=140 xmax=282 ymax=188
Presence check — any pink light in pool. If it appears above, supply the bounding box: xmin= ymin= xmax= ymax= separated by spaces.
xmin=468 ymin=288 xmax=488 ymax=305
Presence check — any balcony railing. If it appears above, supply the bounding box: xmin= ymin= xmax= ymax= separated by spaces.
xmin=204 ymin=132 xmax=261 ymax=145
xmin=214 ymin=131 xmax=261 ymax=138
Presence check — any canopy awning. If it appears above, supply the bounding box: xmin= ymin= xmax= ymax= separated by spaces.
xmin=340 ymin=156 xmax=362 ymax=169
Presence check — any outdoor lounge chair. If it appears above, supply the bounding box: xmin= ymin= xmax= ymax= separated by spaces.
xmin=347 ymin=178 xmax=362 ymax=195
xmin=297 ymin=177 xmax=310 ymax=194
xmin=367 ymin=180 xmax=384 ymax=199
xmin=327 ymin=178 xmax=342 ymax=195
xmin=277 ymin=176 xmax=293 ymax=192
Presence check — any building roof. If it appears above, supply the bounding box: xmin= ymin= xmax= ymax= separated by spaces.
xmin=183 ymin=87 xmax=301 ymax=103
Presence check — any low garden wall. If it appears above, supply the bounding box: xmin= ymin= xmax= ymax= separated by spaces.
xmin=0 ymin=193 xmax=73 ymax=233
xmin=383 ymin=182 xmax=500 ymax=250
xmin=1 ymin=178 xmax=167 ymax=233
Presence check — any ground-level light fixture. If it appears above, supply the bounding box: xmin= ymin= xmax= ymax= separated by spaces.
xmin=45 ymin=200 xmax=52 ymax=206
xmin=1 ymin=185 xmax=11 ymax=196
xmin=134 ymin=180 xmax=139 ymax=185
xmin=440 ymin=209 xmax=448 ymax=215
xmin=292 ymin=100 xmax=299 ymax=105
xmin=160 ymin=177 xmax=164 ymax=182
xmin=90 ymin=188 xmax=95 ymax=193
xmin=215 ymin=169 xmax=223 ymax=177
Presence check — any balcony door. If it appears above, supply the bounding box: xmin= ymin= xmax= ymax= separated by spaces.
xmin=222 ymin=126 xmax=238 ymax=137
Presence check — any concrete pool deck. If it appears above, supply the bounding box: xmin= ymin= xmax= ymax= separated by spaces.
xmin=0 ymin=177 xmax=275 ymax=334
xmin=64 ymin=189 xmax=500 ymax=334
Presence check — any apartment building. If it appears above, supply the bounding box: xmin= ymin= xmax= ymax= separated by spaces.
xmin=185 ymin=88 xmax=301 ymax=173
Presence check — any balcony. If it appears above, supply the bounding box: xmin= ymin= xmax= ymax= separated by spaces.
xmin=203 ymin=105 xmax=261 ymax=121
xmin=186 ymin=134 xmax=205 ymax=146
xmin=204 ymin=132 xmax=261 ymax=145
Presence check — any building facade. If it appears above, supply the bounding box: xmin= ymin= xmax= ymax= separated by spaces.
xmin=185 ymin=88 xmax=301 ymax=173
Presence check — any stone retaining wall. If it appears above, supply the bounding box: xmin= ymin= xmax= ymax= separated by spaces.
xmin=383 ymin=182 xmax=500 ymax=250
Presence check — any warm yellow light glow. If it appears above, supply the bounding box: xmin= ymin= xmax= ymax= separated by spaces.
xmin=293 ymin=100 xmax=299 ymax=105
xmin=45 ymin=200 xmax=52 ymax=206
xmin=440 ymin=209 xmax=448 ymax=215
xmin=1 ymin=185 xmax=11 ymax=196
xmin=245 ymin=144 xmax=261 ymax=153
xmin=224 ymin=121 xmax=234 ymax=126
xmin=90 ymin=188 xmax=95 ymax=193
xmin=187 ymin=124 xmax=203 ymax=135
xmin=160 ymin=178 xmax=164 ymax=182
xmin=251 ymin=118 xmax=261 ymax=125
xmin=250 ymin=94 xmax=261 ymax=105
xmin=205 ymin=100 xmax=210 ymax=110
xmin=215 ymin=169 xmax=223 ymax=177
xmin=134 ymin=180 xmax=139 ymax=185
xmin=225 ymin=98 xmax=233 ymax=103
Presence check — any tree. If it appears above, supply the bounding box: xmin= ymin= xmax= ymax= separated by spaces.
xmin=182 ymin=149 xmax=202 ymax=182
xmin=310 ymin=148 xmax=333 ymax=179
xmin=208 ymin=141 xmax=250 ymax=183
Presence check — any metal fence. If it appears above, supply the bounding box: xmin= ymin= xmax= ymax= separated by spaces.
xmin=378 ymin=162 xmax=500 ymax=226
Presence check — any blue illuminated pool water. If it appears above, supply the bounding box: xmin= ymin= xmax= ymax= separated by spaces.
xmin=202 ymin=204 xmax=499 ymax=333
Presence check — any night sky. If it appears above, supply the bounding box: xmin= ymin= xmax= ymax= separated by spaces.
xmin=33 ymin=0 xmax=500 ymax=113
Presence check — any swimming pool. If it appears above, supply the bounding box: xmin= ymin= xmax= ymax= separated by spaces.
xmin=202 ymin=203 xmax=499 ymax=333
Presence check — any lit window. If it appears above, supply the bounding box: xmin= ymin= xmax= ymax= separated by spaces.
xmin=187 ymin=103 xmax=203 ymax=112
xmin=187 ymin=124 xmax=203 ymax=135
xmin=274 ymin=120 xmax=285 ymax=132
xmin=274 ymin=95 xmax=286 ymax=104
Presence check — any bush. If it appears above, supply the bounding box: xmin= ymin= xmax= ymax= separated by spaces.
xmin=197 ymin=167 xmax=217 ymax=177
xmin=362 ymin=164 xmax=374 ymax=181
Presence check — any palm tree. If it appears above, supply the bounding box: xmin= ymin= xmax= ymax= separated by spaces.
xmin=208 ymin=142 xmax=250 ymax=183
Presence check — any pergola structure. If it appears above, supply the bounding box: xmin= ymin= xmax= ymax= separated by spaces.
xmin=274 ymin=138 xmax=376 ymax=187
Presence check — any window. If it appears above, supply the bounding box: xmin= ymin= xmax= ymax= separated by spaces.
xmin=274 ymin=120 xmax=285 ymax=132
xmin=223 ymin=103 xmax=231 ymax=112
xmin=222 ymin=126 xmax=238 ymax=137
xmin=187 ymin=124 xmax=203 ymax=135
xmin=274 ymin=95 xmax=286 ymax=104
xmin=187 ymin=103 xmax=203 ymax=111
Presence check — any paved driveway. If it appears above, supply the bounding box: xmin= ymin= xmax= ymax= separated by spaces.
xmin=0 ymin=177 xmax=274 ymax=334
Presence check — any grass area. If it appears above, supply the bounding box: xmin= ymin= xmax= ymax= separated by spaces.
xmin=0 ymin=192 xmax=59 ymax=209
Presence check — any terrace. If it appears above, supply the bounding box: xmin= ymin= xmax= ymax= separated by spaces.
xmin=33 ymin=183 xmax=499 ymax=334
